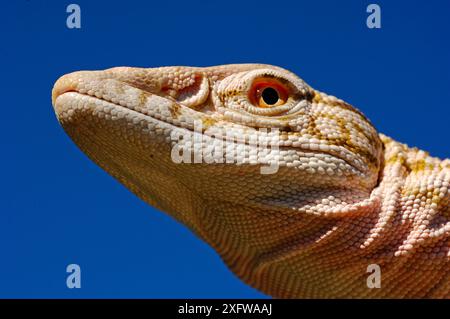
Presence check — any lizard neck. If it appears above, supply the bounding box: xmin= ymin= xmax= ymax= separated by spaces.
xmin=188 ymin=135 xmax=448 ymax=298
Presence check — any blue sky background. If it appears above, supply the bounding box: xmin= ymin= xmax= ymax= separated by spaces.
xmin=1 ymin=0 xmax=449 ymax=298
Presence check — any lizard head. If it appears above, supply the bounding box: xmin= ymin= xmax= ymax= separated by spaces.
xmin=52 ymin=64 xmax=383 ymax=223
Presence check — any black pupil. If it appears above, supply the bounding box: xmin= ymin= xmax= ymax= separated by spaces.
xmin=261 ymin=87 xmax=279 ymax=105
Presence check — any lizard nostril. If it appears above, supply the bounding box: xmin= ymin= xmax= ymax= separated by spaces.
xmin=175 ymin=74 xmax=210 ymax=108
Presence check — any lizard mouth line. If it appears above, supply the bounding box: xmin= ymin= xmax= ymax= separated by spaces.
xmin=55 ymin=90 xmax=366 ymax=174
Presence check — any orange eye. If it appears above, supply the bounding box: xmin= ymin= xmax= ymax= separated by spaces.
xmin=250 ymin=80 xmax=288 ymax=108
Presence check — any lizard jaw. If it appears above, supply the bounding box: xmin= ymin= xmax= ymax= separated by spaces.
xmin=53 ymin=73 xmax=372 ymax=180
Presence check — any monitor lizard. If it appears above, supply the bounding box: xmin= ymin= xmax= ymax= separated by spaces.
xmin=52 ymin=64 xmax=449 ymax=298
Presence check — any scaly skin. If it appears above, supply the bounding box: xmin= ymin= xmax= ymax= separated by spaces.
xmin=52 ymin=64 xmax=449 ymax=298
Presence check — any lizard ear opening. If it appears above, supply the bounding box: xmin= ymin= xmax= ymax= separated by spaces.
xmin=175 ymin=73 xmax=210 ymax=108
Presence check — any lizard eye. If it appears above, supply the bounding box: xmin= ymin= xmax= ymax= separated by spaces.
xmin=250 ymin=80 xmax=288 ymax=108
